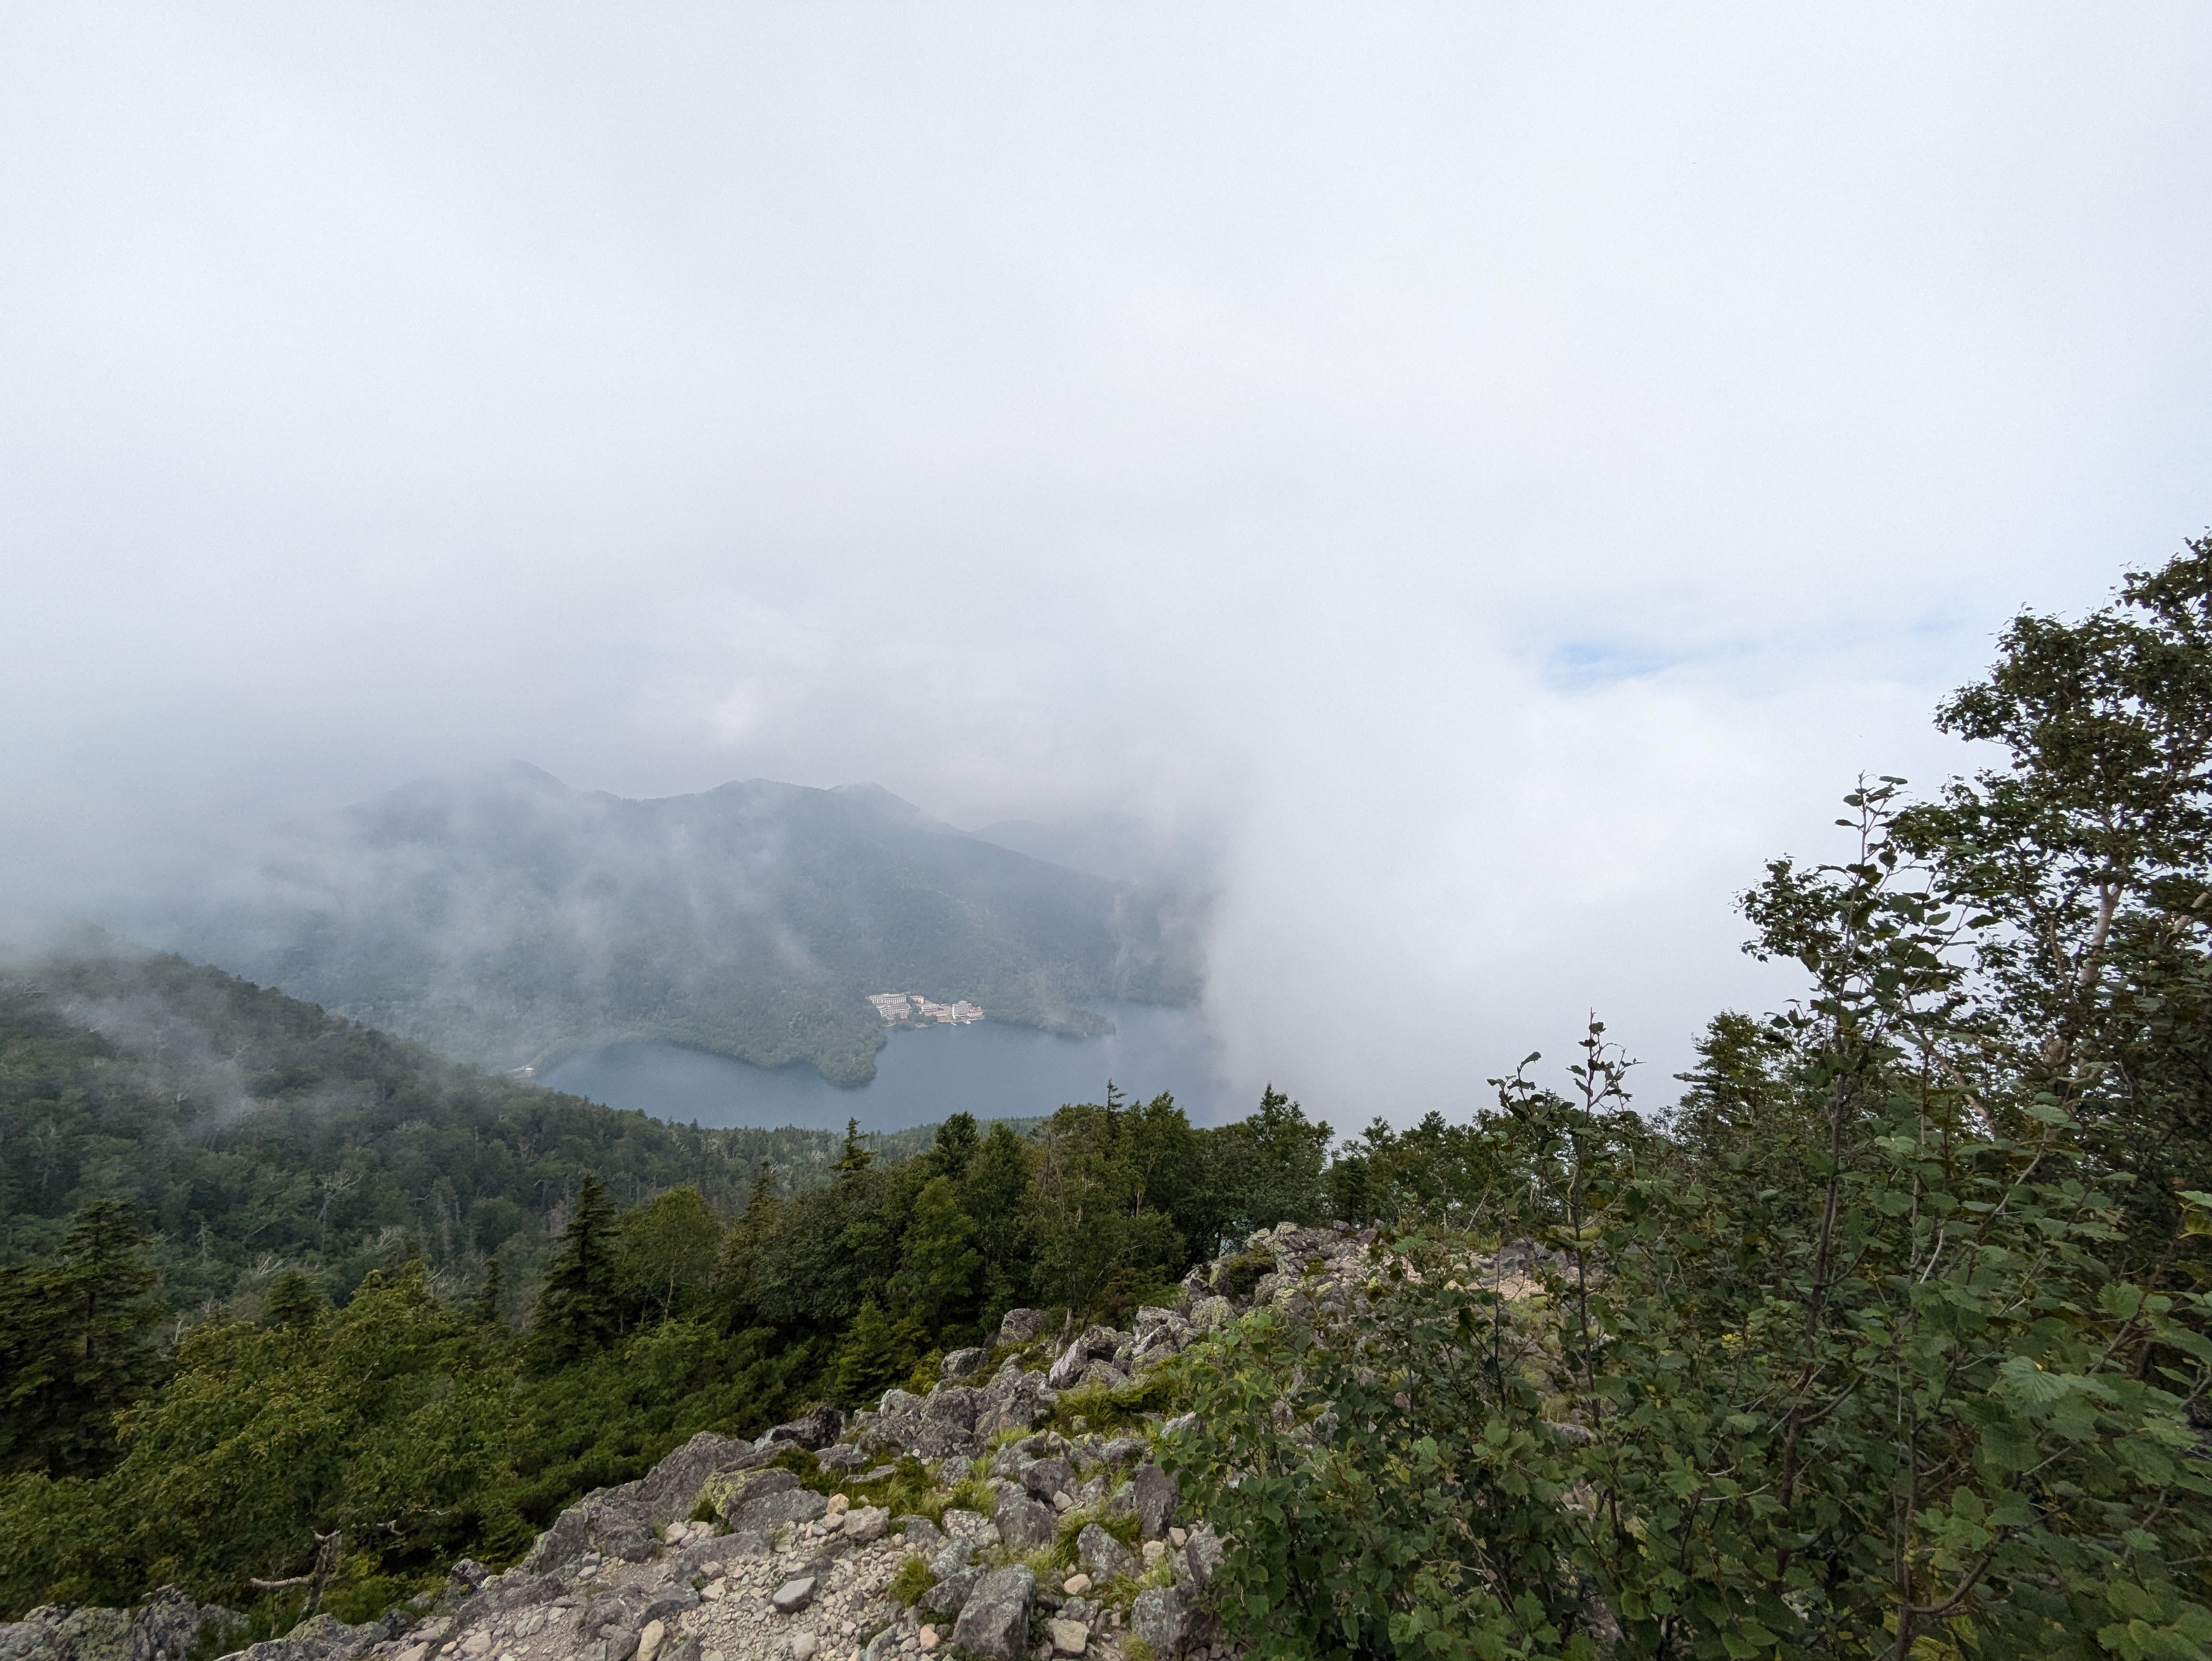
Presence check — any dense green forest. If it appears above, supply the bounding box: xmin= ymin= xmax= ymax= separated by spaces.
xmin=142 ymin=768 xmax=1205 ymax=1084
xmin=13 ymin=538 xmax=2212 ymax=1659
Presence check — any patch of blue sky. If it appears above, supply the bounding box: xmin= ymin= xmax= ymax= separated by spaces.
xmin=1541 ymin=639 xmax=1697 ymax=690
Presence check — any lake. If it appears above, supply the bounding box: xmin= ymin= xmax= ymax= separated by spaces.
xmin=543 ymin=1001 xmax=1245 ymax=1131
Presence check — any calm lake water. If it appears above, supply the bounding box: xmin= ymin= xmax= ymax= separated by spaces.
xmin=543 ymin=1001 xmax=1244 ymax=1132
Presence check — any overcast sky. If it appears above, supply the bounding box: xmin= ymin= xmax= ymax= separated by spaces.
xmin=5 ymin=5 xmax=2211 ymax=1119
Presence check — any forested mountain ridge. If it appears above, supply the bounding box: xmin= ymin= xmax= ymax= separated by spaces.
xmin=136 ymin=767 xmax=1204 ymax=1085
xmin=0 ymin=947 xmax=969 ymax=1310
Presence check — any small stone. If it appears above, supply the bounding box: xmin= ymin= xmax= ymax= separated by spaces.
xmin=1045 ymin=1619 xmax=1088 ymax=1657
xmin=1142 ymin=1540 xmax=1167 ymax=1565
xmin=917 ymin=1629 xmax=939 ymax=1651
xmin=638 ymin=1620 xmax=667 ymax=1661
xmin=703 ymin=1581 xmax=726 ymax=1602
xmin=1050 ymin=1492 xmax=1073 ymax=1512
xmin=1168 ymin=1527 xmax=1187 ymax=1549
xmin=827 ymin=1493 xmax=851 ymax=1517
xmin=790 ymin=1634 xmax=819 ymax=1661
xmin=1061 ymin=1575 xmax=1090 ymax=1596
xmin=773 ymin=1576 xmax=819 ymax=1614
xmin=463 ymin=1637 xmax=493 ymax=1656
xmin=396 ymin=1646 xmax=428 ymax=1661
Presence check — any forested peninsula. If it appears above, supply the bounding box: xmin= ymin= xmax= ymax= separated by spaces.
xmin=11 ymin=539 xmax=2212 ymax=1661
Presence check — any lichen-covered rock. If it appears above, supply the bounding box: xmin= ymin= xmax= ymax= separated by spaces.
xmin=1131 ymin=1586 xmax=1189 ymax=1656
xmin=947 ymin=1567 xmax=1033 ymax=1661
xmin=993 ymin=1492 xmax=1056 ymax=1551
xmin=1188 ymin=1296 xmax=1233 ymax=1333
xmin=940 ymin=1347 xmax=989 ymax=1380
xmin=1073 ymin=1524 xmax=1133 ymax=1584
xmin=1 ymin=1588 xmax=239 ymax=1661
xmin=997 ymin=1308 xmax=1056 ymax=1345
xmin=702 ymin=1466 xmax=798 ymax=1517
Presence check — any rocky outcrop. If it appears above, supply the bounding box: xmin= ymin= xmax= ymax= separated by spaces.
xmin=0 ymin=1588 xmax=240 ymax=1661
xmin=191 ymin=1221 xmax=1382 ymax=1661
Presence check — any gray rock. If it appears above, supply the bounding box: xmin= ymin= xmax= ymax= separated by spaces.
xmin=704 ymin=1467 xmax=800 ymax=1524
xmin=1098 ymin=1437 xmax=1147 ymax=1467
xmin=446 ymin=1559 xmax=490 ymax=1594
xmin=1189 ymin=1296 xmax=1233 ymax=1334
xmin=1078 ymin=1325 xmax=1123 ymax=1360
xmin=928 ymin=1537 xmax=975 ymax=1581
xmin=634 ymin=1431 xmax=769 ymax=1521
xmin=770 ymin=1577 xmax=817 ymax=1615
xmin=940 ymin=1347 xmax=990 ymax=1380
xmin=760 ymin=1406 xmax=845 ymax=1452
xmin=919 ymin=1567 xmax=979 ymax=1617
xmin=1019 ymin=1457 xmax=1075 ymax=1500
xmin=1127 ymin=1464 xmax=1176 ymax=1539
xmin=814 ymin=1443 xmax=868 ymax=1472
xmin=997 ymin=1308 xmax=1056 ymax=1345
xmin=948 ymin=1567 xmax=1034 ymax=1661
xmin=895 ymin=1515 xmax=943 ymax=1550
xmin=994 ymin=1491 xmax=1057 ymax=1551
xmin=4 ymin=1590 xmax=243 ymax=1661
xmin=1182 ymin=1523 xmax=1224 ymax=1589
xmin=1074 ymin=1524 xmax=1134 ymax=1583
xmin=637 ymin=1589 xmax=698 ymax=1628
xmin=1130 ymin=1587 xmax=1188 ymax=1656
xmin=975 ymin=1370 xmax=1053 ymax=1437
xmin=842 ymin=1505 xmax=889 ymax=1543
xmin=924 ymin=1385 xmax=983 ymax=1430
xmin=734 ymin=1489 xmax=828 ymax=1533
xmin=1077 ymin=1362 xmax=1128 ymax=1392
xmin=1046 ymin=1339 xmax=1089 ymax=1391
xmin=679 ymin=1529 xmax=774 ymax=1574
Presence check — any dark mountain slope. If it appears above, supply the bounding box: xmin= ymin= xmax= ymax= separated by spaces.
xmin=144 ymin=766 xmax=1205 ymax=1085
xmin=0 ymin=946 xmax=960 ymax=1307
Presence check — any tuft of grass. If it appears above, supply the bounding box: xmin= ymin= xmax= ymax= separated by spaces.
xmin=687 ymin=1497 xmax=718 ymax=1524
xmin=1047 ymin=1367 xmax=1188 ymax=1436
xmin=942 ymin=1475 xmax=997 ymax=1517
xmin=1124 ymin=1639 xmax=1157 ymax=1661
xmin=889 ymin=1555 xmax=934 ymax=1608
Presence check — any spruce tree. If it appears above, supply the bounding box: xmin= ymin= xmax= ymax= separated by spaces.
xmin=261 ymin=1270 xmax=323 ymax=1331
xmin=528 ymin=1174 xmax=620 ymax=1367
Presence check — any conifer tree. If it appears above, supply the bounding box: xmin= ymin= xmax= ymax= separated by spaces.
xmin=528 ymin=1174 xmax=620 ymax=1367
xmin=470 ymin=1258 xmax=505 ymax=1328
xmin=261 ymin=1270 xmax=323 ymax=1332
xmin=889 ymin=1175 xmax=981 ymax=1334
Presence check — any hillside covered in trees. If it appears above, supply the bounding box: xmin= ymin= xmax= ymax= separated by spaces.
xmin=12 ymin=537 xmax=2212 ymax=1660
xmin=132 ymin=768 xmax=1205 ymax=1085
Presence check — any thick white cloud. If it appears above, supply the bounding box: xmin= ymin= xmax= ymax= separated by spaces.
xmin=3 ymin=4 xmax=2210 ymax=1117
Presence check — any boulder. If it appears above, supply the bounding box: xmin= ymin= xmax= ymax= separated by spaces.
xmin=1182 ymin=1523 xmax=1224 ymax=1589
xmin=633 ymin=1431 xmax=768 ymax=1521
xmin=948 ymin=1567 xmax=1034 ymax=1661
xmin=1130 ymin=1587 xmax=1189 ymax=1657
xmin=732 ymin=1489 xmax=828 ymax=1534
xmin=924 ymin=1385 xmax=982 ymax=1430
xmin=997 ymin=1308 xmax=1056 ymax=1345
xmin=1188 ymin=1296 xmax=1233 ymax=1334
xmin=702 ymin=1467 xmax=800 ymax=1522
xmin=1077 ymin=1362 xmax=1128 ymax=1392
xmin=1077 ymin=1325 xmax=1123 ymax=1360
xmin=760 ymin=1406 xmax=845 ymax=1452
xmin=940 ymin=1347 xmax=989 ymax=1380
xmin=919 ymin=1567 xmax=978 ymax=1617
xmin=814 ymin=1444 xmax=868 ymax=1472
xmin=1046 ymin=1340 xmax=1089 ymax=1391
xmin=994 ymin=1491 xmax=1057 ymax=1551
xmin=1019 ymin=1457 xmax=1075 ymax=1501
xmin=1127 ymin=1464 xmax=1177 ymax=1539
xmin=1045 ymin=1618 xmax=1089 ymax=1657
xmin=1074 ymin=1524 xmax=1133 ymax=1583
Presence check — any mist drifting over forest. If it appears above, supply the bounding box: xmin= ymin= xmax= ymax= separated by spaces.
xmin=6 ymin=7 xmax=2212 ymax=1118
